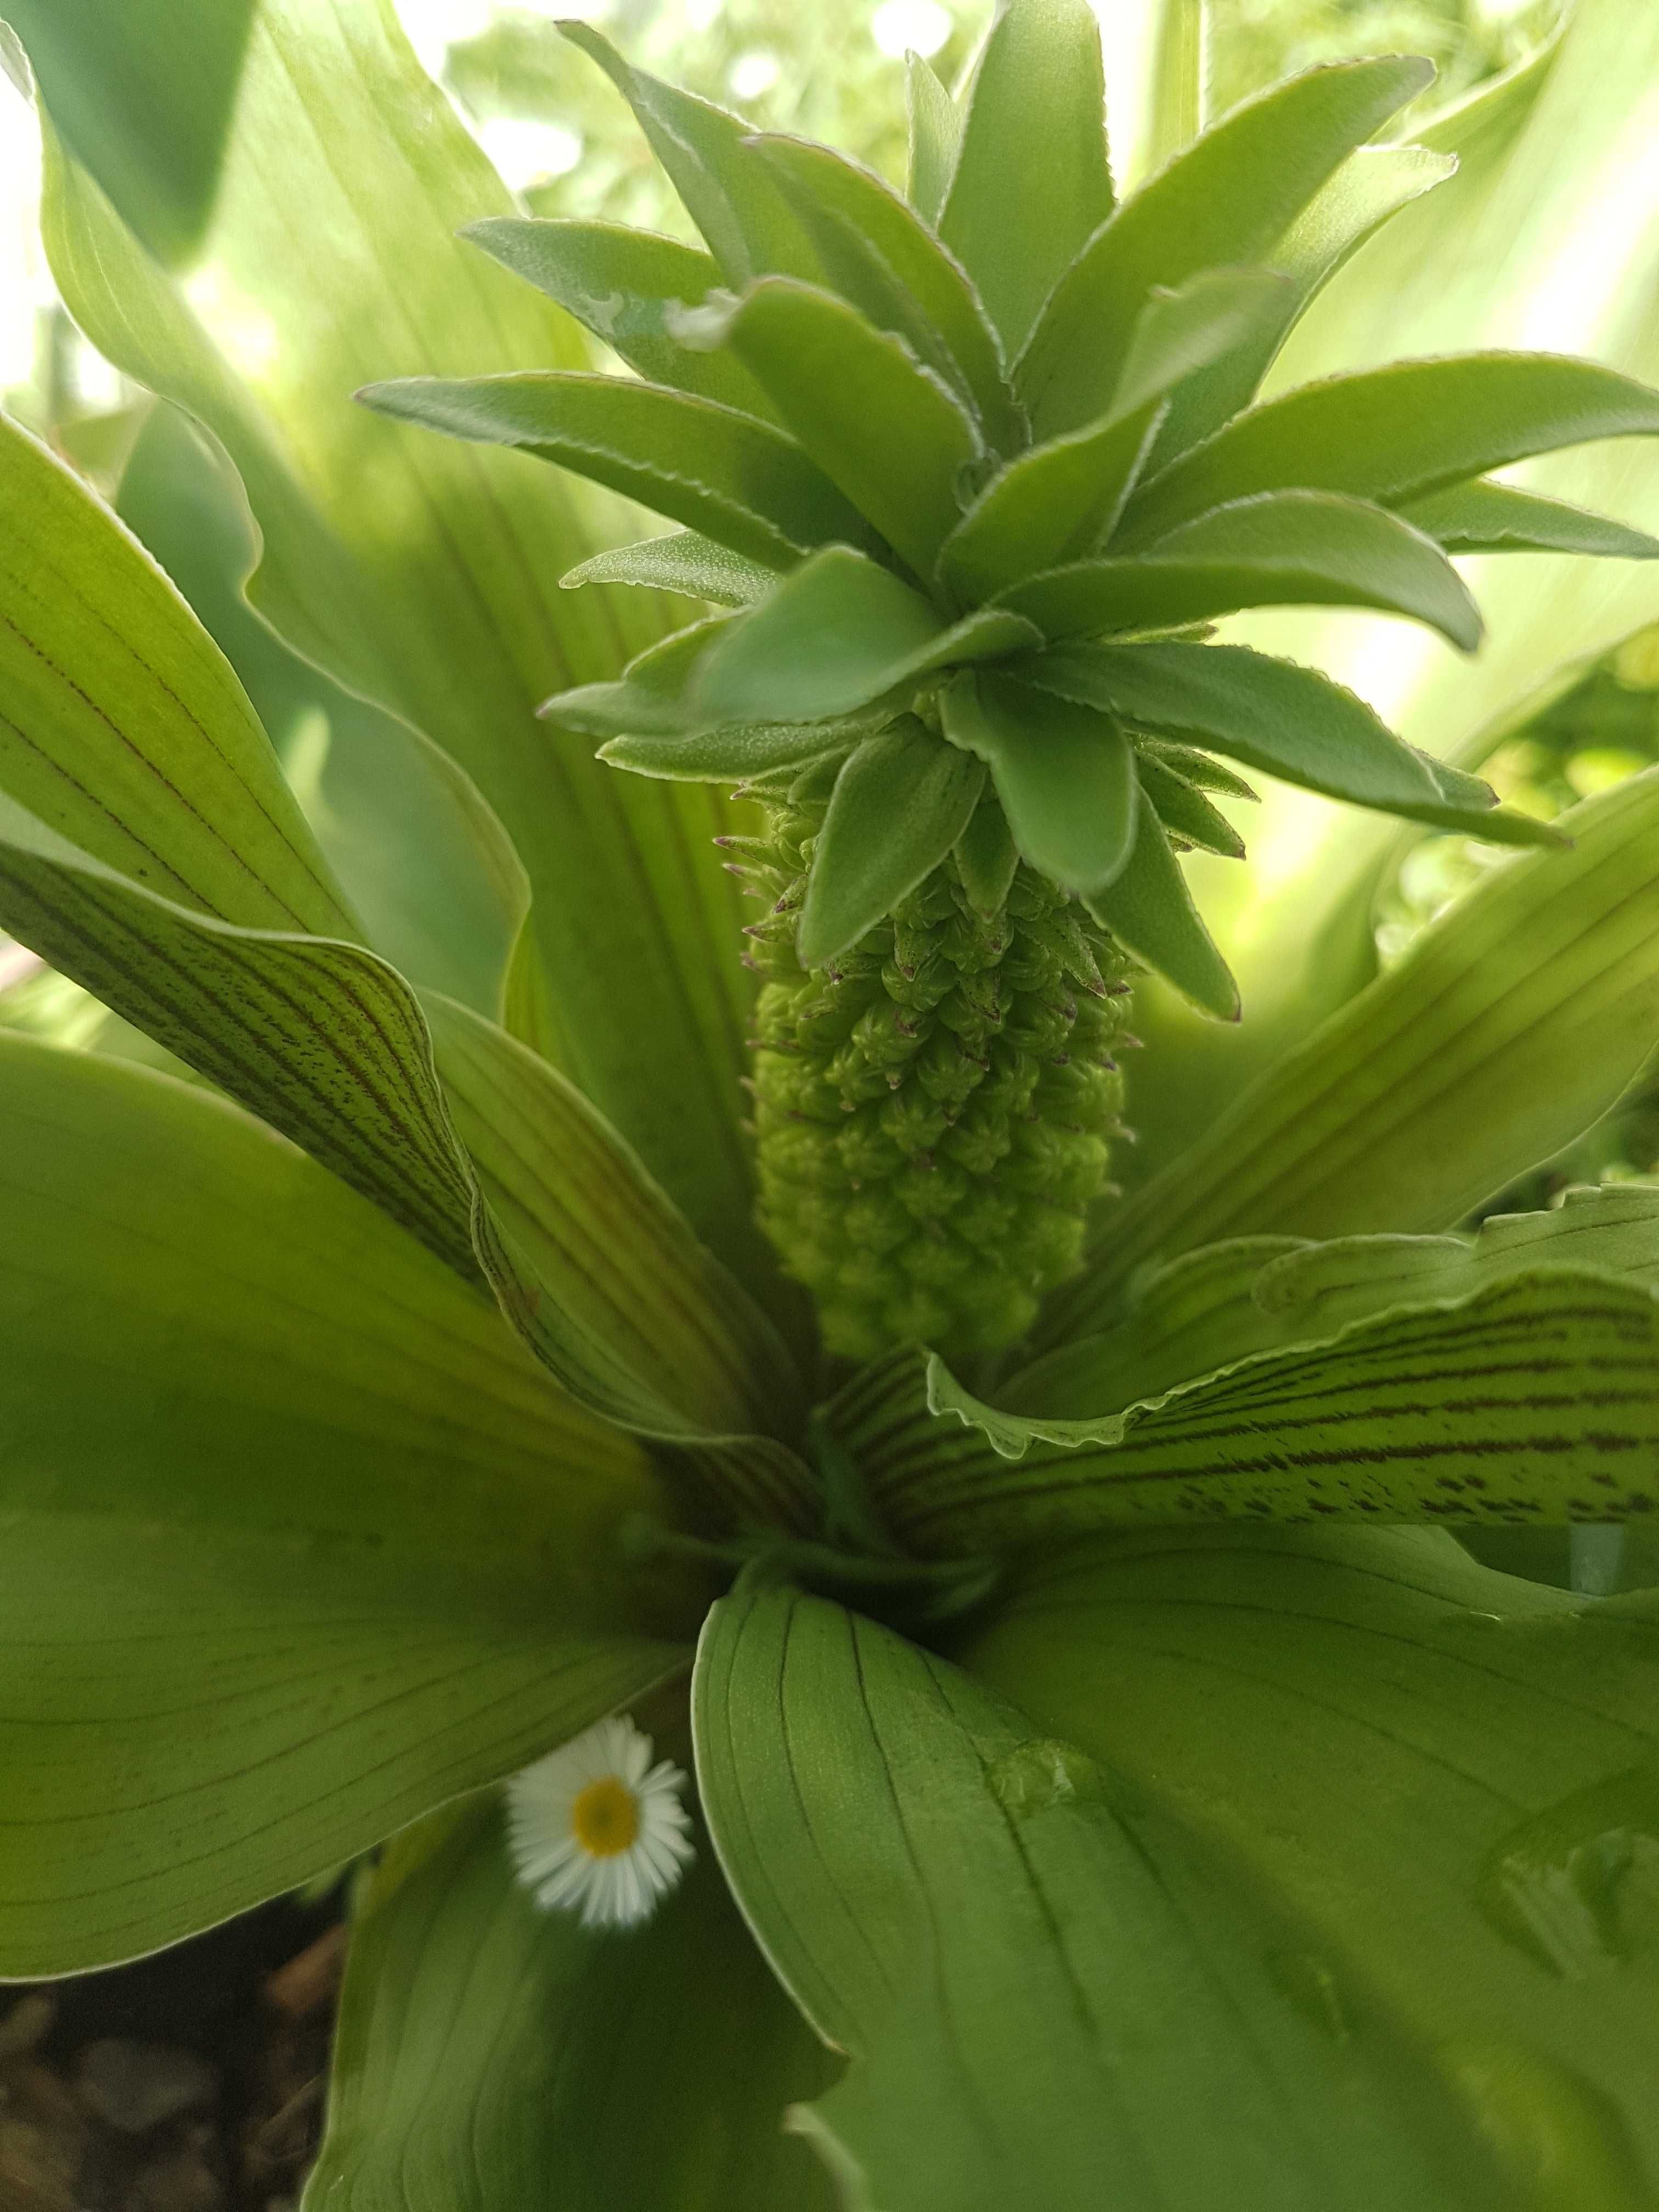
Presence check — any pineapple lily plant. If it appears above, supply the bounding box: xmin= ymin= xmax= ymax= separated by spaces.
xmin=8 ymin=0 xmax=1659 ymax=2204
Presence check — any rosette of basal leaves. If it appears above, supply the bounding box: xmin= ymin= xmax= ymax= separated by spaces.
xmin=9 ymin=2 xmax=1659 ymax=2210
xmin=362 ymin=0 xmax=1659 ymax=1361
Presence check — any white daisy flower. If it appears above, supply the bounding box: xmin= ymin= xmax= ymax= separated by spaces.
xmin=504 ymin=1714 xmax=695 ymax=1929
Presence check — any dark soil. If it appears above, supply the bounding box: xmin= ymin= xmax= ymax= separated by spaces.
xmin=0 ymin=1896 xmax=345 ymax=2212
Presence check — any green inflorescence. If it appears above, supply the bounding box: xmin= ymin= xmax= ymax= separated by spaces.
xmin=730 ymin=773 xmax=1135 ymax=1362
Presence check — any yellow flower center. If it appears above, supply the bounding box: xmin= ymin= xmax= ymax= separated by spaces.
xmin=571 ymin=1775 xmax=640 ymax=1858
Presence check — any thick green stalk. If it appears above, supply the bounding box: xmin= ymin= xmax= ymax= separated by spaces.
xmin=733 ymin=781 xmax=1135 ymax=1361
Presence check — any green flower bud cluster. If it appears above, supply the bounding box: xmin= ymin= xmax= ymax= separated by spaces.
xmin=730 ymin=777 xmax=1133 ymax=1361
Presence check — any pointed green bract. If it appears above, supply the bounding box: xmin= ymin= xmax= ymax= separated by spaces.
xmin=1137 ymin=753 xmax=1247 ymax=859
xmin=1084 ymin=791 xmax=1240 ymax=1020
xmin=693 ymin=546 xmax=1040 ymax=725
xmin=1121 ymin=353 xmax=1659 ymax=541
xmin=557 ymin=20 xmax=820 ymax=286
xmin=798 ymin=721 xmax=985 ymax=965
xmin=1147 ymin=142 xmax=1457 ymax=466
xmin=1020 ymin=57 xmax=1436 ymax=436
xmin=748 ymin=133 xmax=1022 ymax=452
xmin=1401 ymin=476 xmax=1659 ymax=558
xmin=561 ymin=530 xmax=781 ymax=608
xmin=460 ymin=217 xmax=780 ymax=420
xmin=939 ymin=0 xmax=1114 ymax=359
xmin=713 ymin=278 xmax=983 ymax=575
xmin=1001 ymin=490 xmax=1483 ymax=647
xmin=953 ymin=791 xmax=1022 ymax=916
xmin=1028 ymin=641 xmax=1555 ymax=841
xmin=938 ymin=270 xmax=1294 ymax=602
xmin=358 ymin=372 xmax=875 ymax=569
xmin=906 ymin=49 xmax=960 ymax=226
xmin=944 ymin=673 xmax=1138 ymax=896
xmin=940 ymin=402 xmax=1165 ymax=604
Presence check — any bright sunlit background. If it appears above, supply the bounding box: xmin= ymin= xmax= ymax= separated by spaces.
xmin=0 ymin=0 xmax=1551 ymax=435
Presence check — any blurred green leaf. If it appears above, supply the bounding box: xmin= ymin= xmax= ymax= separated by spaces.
xmin=303 ymin=1794 xmax=839 ymax=2212
xmin=116 ymin=402 xmax=530 ymax=1017
xmin=695 ymin=1577 xmax=1500 ymax=2212
xmin=0 ymin=409 xmax=353 ymax=936
xmin=905 ymin=51 xmax=960 ymax=225
xmin=4 ymin=0 xmax=253 ymax=263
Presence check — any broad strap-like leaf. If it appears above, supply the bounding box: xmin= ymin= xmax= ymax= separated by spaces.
xmin=301 ymin=1797 xmax=838 ymax=2212
xmin=692 ymin=546 xmax=1040 ymax=726
xmin=710 ymin=278 xmax=984 ymax=576
xmin=1120 ymin=353 xmax=1659 ymax=544
xmin=29 ymin=8 xmax=771 ymax=1293
xmin=1003 ymin=490 xmax=1481 ymax=648
xmin=358 ymin=372 xmax=875 ymax=570
xmin=561 ymin=531 xmax=781 ymax=608
xmin=964 ymin=1526 xmax=1659 ymax=2198
xmin=839 ymin=1268 xmax=1659 ymax=1552
xmin=1043 ymin=766 xmax=1659 ymax=1343
xmin=797 ymin=721 xmax=984 ymax=966
xmin=905 ymin=50 xmax=960 ymax=226
xmin=0 ymin=1033 xmax=689 ymax=1973
xmin=1400 ymin=476 xmax=1659 ymax=558
xmin=1019 ymin=57 xmax=1435 ymax=437
xmin=1026 ymin=642 xmax=1557 ymax=843
xmin=747 ymin=133 xmax=1022 ymax=453
xmin=421 ymin=994 xmax=809 ymax=1499
xmin=693 ymin=1578 xmax=1498 ymax=2212
xmin=938 ymin=271 xmax=1292 ymax=602
xmin=1255 ymin=1182 xmax=1659 ymax=1335
xmin=0 ymin=410 xmax=354 ymax=936
xmin=460 ymin=217 xmax=780 ymax=420
xmin=0 ymin=789 xmax=485 ymax=1280
xmin=938 ymin=0 xmax=1114 ymax=359
xmin=1084 ymin=781 xmax=1240 ymax=1019
xmin=941 ymin=672 xmax=1138 ymax=897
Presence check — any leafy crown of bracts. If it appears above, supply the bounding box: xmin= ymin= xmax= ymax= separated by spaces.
xmin=362 ymin=0 xmax=1659 ymax=1018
